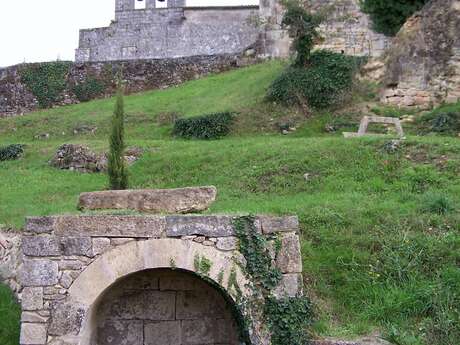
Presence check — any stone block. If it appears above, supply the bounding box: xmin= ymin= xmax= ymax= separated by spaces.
xmin=21 ymin=311 xmax=48 ymax=323
xmin=60 ymin=237 xmax=93 ymax=257
xmin=123 ymin=270 xmax=159 ymax=290
xmin=48 ymin=302 xmax=87 ymax=336
xmin=258 ymin=216 xmax=299 ymax=234
xmin=143 ymin=291 xmax=176 ymax=320
xmin=25 ymin=217 xmax=55 ymax=234
xmin=97 ymin=320 xmax=143 ymax=345
xmin=276 ymin=233 xmax=302 ymax=273
xmin=216 ymin=236 xmax=238 ymax=251
xmin=22 ymin=235 xmax=61 ymax=257
xmin=78 ymin=186 xmax=217 ymax=213
xmin=20 ymin=323 xmax=47 ymax=345
xmin=20 ymin=260 xmax=59 ymax=286
xmin=176 ymin=290 xmax=226 ymax=319
xmin=92 ymin=237 xmax=111 ymax=255
xmin=21 ymin=287 xmax=43 ymax=311
xmin=181 ymin=319 xmax=218 ymax=345
xmin=159 ymin=273 xmax=208 ymax=291
xmin=144 ymin=321 xmax=181 ymax=345
xmin=166 ymin=215 xmax=235 ymax=237
xmin=272 ymin=273 xmax=303 ymax=298
xmin=54 ymin=215 xmax=165 ymax=238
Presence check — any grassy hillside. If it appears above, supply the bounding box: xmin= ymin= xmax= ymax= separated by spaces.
xmin=0 ymin=61 xmax=459 ymax=345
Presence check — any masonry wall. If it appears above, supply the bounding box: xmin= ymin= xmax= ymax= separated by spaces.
xmin=76 ymin=6 xmax=260 ymax=62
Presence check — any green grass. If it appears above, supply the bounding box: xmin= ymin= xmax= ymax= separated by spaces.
xmin=0 ymin=284 xmax=20 ymax=345
xmin=0 ymin=61 xmax=459 ymax=345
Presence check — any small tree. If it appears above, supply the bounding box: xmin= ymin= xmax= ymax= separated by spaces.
xmin=281 ymin=0 xmax=322 ymax=67
xmin=108 ymin=87 xmax=128 ymax=190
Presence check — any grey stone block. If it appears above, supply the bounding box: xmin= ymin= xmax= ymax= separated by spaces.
xmin=216 ymin=236 xmax=238 ymax=251
xmin=276 ymin=232 xmax=303 ymax=273
xmin=25 ymin=217 xmax=55 ymax=234
xmin=22 ymin=235 xmax=61 ymax=257
xmin=97 ymin=320 xmax=143 ymax=345
xmin=272 ymin=273 xmax=303 ymax=298
xmin=144 ymin=321 xmax=181 ymax=345
xmin=48 ymin=302 xmax=87 ymax=336
xmin=176 ymin=290 xmax=226 ymax=320
xmin=60 ymin=237 xmax=93 ymax=257
xmin=21 ymin=287 xmax=43 ymax=311
xmin=181 ymin=319 xmax=218 ymax=345
xmin=258 ymin=215 xmax=299 ymax=234
xmin=166 ymin=216 xmax=236 ymax=237
xmin=20 ymin=260 xmax=59 ymax=286
xmin=21 ymin=311 xmax=48 ymax=323
xmin=20 ymin=323 xmax=47 ymax=345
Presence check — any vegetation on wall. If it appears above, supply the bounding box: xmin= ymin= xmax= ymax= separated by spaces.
xmin=172 ymin=112 xmax=235 ymax=140
xmin=20 ymin=61 xmax=71 ymax=108
xmin=0 ymin=284 xmax=20 ymax=345
xmin=72 ymin=77 xmax=105 ymax=102
xmin=108 ymin=88 xmax=128 ymax=190
xmin=360 ymin=0 xmax=429 ymax=36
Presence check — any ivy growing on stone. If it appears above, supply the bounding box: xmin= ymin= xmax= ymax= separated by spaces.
xmin=20 ymin=61 xmax=72 ymax=108
xmin=0 ymin=144 xmax=24 ymax=161
xmin=72 ymin=77 xmax=105 ymax=102
xmin=194 ymin=254 xmax=213 ymax=276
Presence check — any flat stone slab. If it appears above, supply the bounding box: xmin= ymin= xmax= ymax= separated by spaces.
xmin=343 ymin=115 xmax=405 ymax=138
xmin=78 ymin=186 xmax=217 ymax=213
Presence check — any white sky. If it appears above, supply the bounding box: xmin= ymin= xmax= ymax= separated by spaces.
xmin=0 ymin=0 xmax=258 ymax=67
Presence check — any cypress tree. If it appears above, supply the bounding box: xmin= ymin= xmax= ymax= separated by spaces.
xmin=108 ymin=88 xmax=128 ymax=190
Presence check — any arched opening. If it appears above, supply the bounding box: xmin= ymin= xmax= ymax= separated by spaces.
xmin=92 ymin=268 xmax=242 ymax=345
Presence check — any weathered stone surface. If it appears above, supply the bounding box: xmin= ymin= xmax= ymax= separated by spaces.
xmin=60 ymin=237 xmax=93 ymax=257
xmin=0 ymin=230 xmax=21 ymax=292
xmin=97 ymin=320 xmax=143 ymax=345
xmin=276 ymin=232 xmax=303 ymax=274
xmin=379 ymin=0 xmax=460 ymax=107
xmin=176 ymin=290 xmax=226 ymax=319
xmin=216 ymin=236 xmax=238 ymax=251
xmin=273 ymin=273 xmax=303 ymax=298
xmin=21 ymin=287 xmax=43 ymax=311
xmin=258 ymin=215 xmax=299 ymax=234
xmin=20 ymin=260 xmax=59 ymax=286
xmin=20 ymin=323 xmax=47 ymax=345
xmin=78 ymin=186 xmax=217 ymax=213
xmin=53 ymin=215 xmax=165 ymax=238
xmin=92 ymin=238 xmax=111 ymax=256
xmin=25 ymin=217 xmax=55 ymax=234
xmin=21 ymin=311 xmax=48 ymax=323
xmin=144 ymin=321 xmax=181 ymax=345
xmin=181 ymin=319 xmax=219 ymax=345
xmin=48 ymin=302 xmax=87 ymax=336
xmin=22 ymin=236 xmax=61 ymax=257
xmin=166 ymin=215 xmax=235 ymax=237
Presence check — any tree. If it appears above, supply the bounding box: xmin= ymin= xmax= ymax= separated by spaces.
xmin=281 ymin=0 xmax=322 ymax=67
xmin=108 ymin=87 xmax=128 ymax=190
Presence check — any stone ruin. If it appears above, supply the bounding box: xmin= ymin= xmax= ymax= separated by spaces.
xmin=0 ymin=187 xmax=304 ymax=345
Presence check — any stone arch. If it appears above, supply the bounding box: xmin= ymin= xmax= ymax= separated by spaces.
xmin=54 ymin=239 xmax=250 ymax=345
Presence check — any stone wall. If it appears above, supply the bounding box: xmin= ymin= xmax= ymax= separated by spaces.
xmin=380 ymin=0 xmax=460 ymax=108
xmin=18 ymin=214 xmax=303 ymax=345
xmin=0 ymin=54 xmax=257 ymax=117
xmin=308 ymin=0 xmax=391 ymax=57
xmin=0 ymin=229 xmax=21 ymax=294
xmin=76 ymin=6 xmax=261 ymax=62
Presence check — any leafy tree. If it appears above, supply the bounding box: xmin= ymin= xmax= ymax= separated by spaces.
xmin=108 ymin=87 xmax=128 ymax=190
xmin=281 ymin=0 xmax=322 ymax=67
xmin=360 ymin=0 xmax=429 ymax=36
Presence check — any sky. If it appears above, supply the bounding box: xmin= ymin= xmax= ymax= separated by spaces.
xmin=0 ymin=0 xmax=258 ymax=67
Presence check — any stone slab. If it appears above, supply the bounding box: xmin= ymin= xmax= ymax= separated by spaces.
xmin=166 ymin=215 xmax=235 ymax=237
xmin=20 ymin=260 xmax=59 ymax=287
xmin=276 ymin=233 xmax=303 ymax=274
xmin=272 ymin=273 xmax=303 ymax=298
xmin=21 ymin=287 xmax=43 ymax=311
xmin=20 ymin=323 xmax=47 ymax=345
xmin=144 ymin=321 xmax=181 ymax=345
xmin=25 ymin=217 xmax=55 ymax=234
xmin=22 ymin=236 xmax=61 ymax=257
xmin=258 ymin=216 xmax=299 ymax=234
xmin=78 ymin=186 xmax=217 ymax=213
xmin=48 ymin=302 xmax=87 ymax=336
xmin=60 ymin=237 xmax=93 ymax=257
xmin=181 ymin=319 xmax=218 ymax=345
xmin=97 ymin=320 xmax=143 ymax=345
xmin=53 ymin=215 xmax=165 ymax=238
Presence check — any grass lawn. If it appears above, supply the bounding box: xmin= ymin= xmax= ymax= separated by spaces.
xmin=0 ymin=61 xmax=459 ymax=345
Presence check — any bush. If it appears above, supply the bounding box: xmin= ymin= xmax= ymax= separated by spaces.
xmin=172 ymin=112 xmax=235 ymax=140
xmin=20 ymin=61 xmax=71 ymax=108
xmin=266 ymin=50 xmax=360 ymax=108
xmin=72 ymin=78 xmax=105 ymax=102
xmin=0 ymin=145 xmax=24 ymax=161
xmin=360 ymin=0 xmax=429 ymax=36
xmin=419 ymin=111 xmax=460 ymax=135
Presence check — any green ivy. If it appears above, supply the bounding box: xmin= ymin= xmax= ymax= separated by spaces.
xmin=72 ymin=77 xmax=105 ymax=102
xmin=360 ymin=0 xmax=429 ymax=36
xmin=20 ymin=61 xmax=71 ymax=108
xmin=0 ymin=144 xmax=24 ymax=162
xmin=172 ymin=112 xmax=235 ymax=140
xmin=194 ymin=254 xmax=213 ymax=276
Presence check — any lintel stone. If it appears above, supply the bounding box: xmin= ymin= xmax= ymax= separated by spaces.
xmin=258 ymin=215 xmax=300 ymax=234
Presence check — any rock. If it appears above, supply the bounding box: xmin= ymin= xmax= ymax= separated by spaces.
xmin=272 ymin=273 xmax=303 ymax=298
xmin=20 ymin=323 xmax=47 ymax=345
xmin=79 ymin=186 xmax=217 ymax=213
xmin=73 ymin=124 xmax=97 ymax=135
xmin=34 ymin=133 xmax=50 ymax=140
xmin=22 ymin=236 xmax=61 ymax=257
xmin=276 ymin=232 xmax=303 ymax=274
xmin=216 ymin=237 xmax=238 ymax=251
xmin=21 ymin=287 xmax=44 ymax=311
xmin=258 ymin=216 xmax=300 ymax=234
xmin=20 ymin=260 xmax=59 ymax=287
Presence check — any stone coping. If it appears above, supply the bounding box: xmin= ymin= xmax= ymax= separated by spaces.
xmin=25 ymin=214 xmax=299 ymax=238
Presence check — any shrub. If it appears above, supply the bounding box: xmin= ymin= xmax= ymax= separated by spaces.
xmin=72 ymin=78 xmax=105 ymax=102
xmin=20 ymin=61 xmax=71 ymax=108
xmin=0 ymin=145 xmax=24 ymax=161
xmin=172 ymin=112 xmax=235 ymax=140
xmin=360 ymin=0 xmax=429 ymax=36
xmin=419 ymin=111 xmax=460 ymax=135
xmin=266 ymin=50 xmax=360 ymax=108
xmin=108 ymin=89 xmax=128 ymax=190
